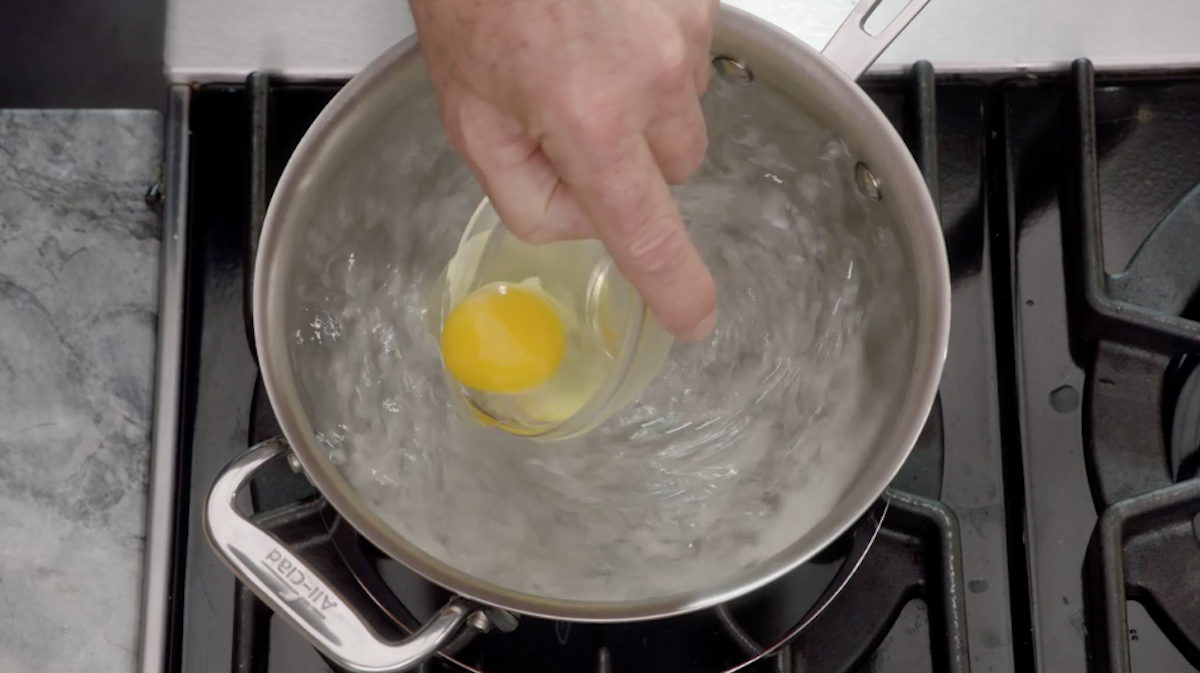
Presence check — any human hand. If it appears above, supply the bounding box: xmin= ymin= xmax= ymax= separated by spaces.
xmin=411 ymin=0 xmax=719 ymax=341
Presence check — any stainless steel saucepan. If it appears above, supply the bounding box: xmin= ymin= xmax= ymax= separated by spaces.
xmin=204 ymin=1 xmax=950 ymax=671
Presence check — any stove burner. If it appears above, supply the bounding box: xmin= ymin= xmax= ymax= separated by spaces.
xmin=1073 ymin=67 xmax=1200 ymax=355
xmin=1079 ymin=64 xmax=1200 ymax=507
xmin=1067 ymin=59 xmax=1200 ymax=672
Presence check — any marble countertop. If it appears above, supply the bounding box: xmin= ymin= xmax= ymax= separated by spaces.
xmin=0 ymin=111 xmax=162 ymax=673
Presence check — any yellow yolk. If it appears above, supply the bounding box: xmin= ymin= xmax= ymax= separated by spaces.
xmin=440 ymin=283 xmax=566 ymax=394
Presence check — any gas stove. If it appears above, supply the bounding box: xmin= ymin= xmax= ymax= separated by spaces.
xmin=142 ymin=61 xmax=1200 ymax=673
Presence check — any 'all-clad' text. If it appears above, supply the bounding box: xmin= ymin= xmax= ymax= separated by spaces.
xmin=262 ymin=548 xmax=339 ymax=616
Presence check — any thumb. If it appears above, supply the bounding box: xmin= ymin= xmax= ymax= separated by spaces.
xmin=544 ymin=129 xmax=716 ymax=340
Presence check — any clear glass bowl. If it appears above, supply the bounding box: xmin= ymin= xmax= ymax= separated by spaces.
xmin=439 ymin=197 xmax=675 ymax=440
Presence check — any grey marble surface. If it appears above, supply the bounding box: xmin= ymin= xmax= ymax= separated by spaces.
xmin=0 ymin=111 xmax=161 ymax=673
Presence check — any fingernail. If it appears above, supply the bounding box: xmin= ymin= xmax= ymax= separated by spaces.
xmin=682 ymin=309 xmax=717 ymax=341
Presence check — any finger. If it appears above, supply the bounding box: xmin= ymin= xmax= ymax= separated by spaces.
xmin=483 ymin=152 xmax=594 ymax=244
xmin=694 ymin=3 xmax=719 ymax=96
xmin=645 ymin=80 xmax=709 ymax=185
xmin=453 ymin=97 xmax=594 ymax=243
xmin=669 ymin=0 xmax=718 ymax=95
xmin=544 ymin=129 xmax=716 ymax=340
xmin=694 ymin=52 xmax=712 ymax=97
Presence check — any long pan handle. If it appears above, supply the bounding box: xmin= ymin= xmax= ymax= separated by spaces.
xmin=204 ymin=437 xmax=480 ymax=673
xmin=821 ymin=0 xmax=931 ymax=79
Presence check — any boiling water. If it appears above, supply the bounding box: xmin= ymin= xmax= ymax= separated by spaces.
xmin=287 ymin=75 xmax=916 ymax=602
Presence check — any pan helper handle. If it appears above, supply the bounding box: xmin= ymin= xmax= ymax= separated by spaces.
xmin=204 ymin=437 xmax=502 ymax=673
xmin=821 ymin=0 xmax=932 ymax=80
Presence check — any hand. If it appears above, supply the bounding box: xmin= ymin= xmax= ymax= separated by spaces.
xmin=411 ymin=0 xmax=719 ymax=341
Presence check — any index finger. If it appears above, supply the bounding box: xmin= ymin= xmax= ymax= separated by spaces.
xmin=542 ymin=129 xmax=716 ymax=341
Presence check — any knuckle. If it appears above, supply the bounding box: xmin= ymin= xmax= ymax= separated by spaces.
xmin=492 ymin=205 xmax=533 ymax=238
xmin=652 ymin=36 xmax=694 ymax=93
xmin=547 ymin=86 xmax=624 ymax=144
xmin=689 ymin=129 xmax=709 ymax=167
xmin=439 ymin=101 xmax=468 ymax=151
xmin=664 ymin=136 xmax=707 ymax=184
xmin=682 ymin=120 xmax=709 ymax=164
xmin=504 ymin=215 xmax=577 ymax=245
xmin=509 ymin=224 xmax=553 ymax=244
xmin=496 ymin=208 xmax=549 ymax=244
xmin=694 ymin=57 xmax=712 ymax=95
xmin=652 ymin=105 xmax=709 ymax=184
xmin=680 ymin=0 xmax=717 ymax=41
xmin=621 ymin=215 xmax=689 ymax=278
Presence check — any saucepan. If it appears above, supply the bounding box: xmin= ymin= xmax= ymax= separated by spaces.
xmin=204 ymin=1 xmax=950 ymax=671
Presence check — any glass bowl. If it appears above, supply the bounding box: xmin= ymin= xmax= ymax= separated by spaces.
xmin=438 ymin=198 xmax=675 ymax=440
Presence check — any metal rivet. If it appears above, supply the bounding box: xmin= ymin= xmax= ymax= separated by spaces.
xmin=712 ymin=57 xmax=753 ymax=85
xmin=855 ymin=162 xmax=881 ymax=201
xmin=484 ymin=608 xmax=520 ymax=633
xmin=467 ymin=612 xmax=493 ymax=634
xmin=287 ymin=453 xmax=304 ymax=473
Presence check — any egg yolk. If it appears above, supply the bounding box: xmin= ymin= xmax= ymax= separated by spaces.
xmin=440 ymin=283 xmax=566 ymax=394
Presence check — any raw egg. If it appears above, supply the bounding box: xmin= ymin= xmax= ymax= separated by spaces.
xmin=440 ymin=282 xmax=566 ymax=394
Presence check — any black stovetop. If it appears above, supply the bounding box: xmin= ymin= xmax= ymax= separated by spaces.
xmin=166 ymin=61 xmax=1200 ymax=673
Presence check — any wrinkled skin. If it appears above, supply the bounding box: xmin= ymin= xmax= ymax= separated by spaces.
xmin=411 ymin=0 xmax=719 ymax=340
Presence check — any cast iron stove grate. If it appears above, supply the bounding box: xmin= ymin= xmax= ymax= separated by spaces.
xmin=1001 ymin=58 xmax=1200 ymax=672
